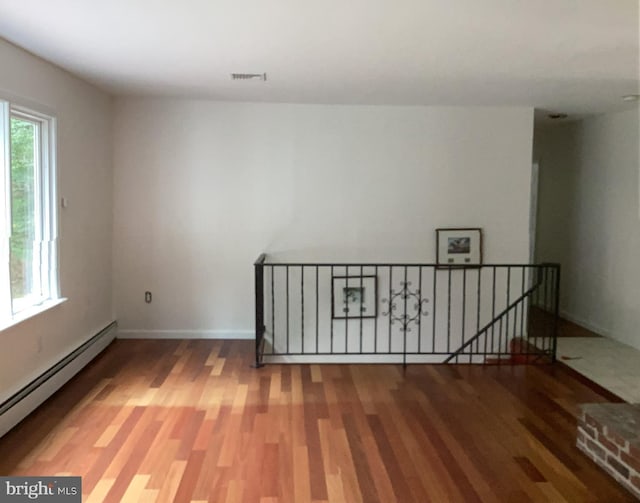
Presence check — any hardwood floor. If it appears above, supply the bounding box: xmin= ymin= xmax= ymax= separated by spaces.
xmin=0 ymin=339 xmax=634 ymax=502
xmin=530 ymin=307 xmax=602 ymax=339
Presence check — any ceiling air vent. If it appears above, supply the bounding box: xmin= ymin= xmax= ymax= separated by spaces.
xmin=231 ymin=73 xmax=267 ymax=81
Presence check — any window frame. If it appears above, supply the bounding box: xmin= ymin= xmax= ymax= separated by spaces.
xmin=0 ymin=98 xmax=59 ymax=322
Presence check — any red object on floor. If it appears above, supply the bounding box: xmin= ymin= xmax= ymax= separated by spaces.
xmin=484 ymin=337 xmax=547 ymax=364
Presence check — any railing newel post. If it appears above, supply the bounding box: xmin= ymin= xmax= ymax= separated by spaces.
xmin=253 ymin=253 xmax=266 ymax=368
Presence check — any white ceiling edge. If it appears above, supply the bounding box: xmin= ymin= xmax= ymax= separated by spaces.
xmin=0 ymin=0 xmax=638 ymax=122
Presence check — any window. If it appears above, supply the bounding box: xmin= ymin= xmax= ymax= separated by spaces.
xmin=0 ymin=100 xmax=58 ymax=321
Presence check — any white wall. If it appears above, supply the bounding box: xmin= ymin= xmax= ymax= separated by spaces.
xmin=0 ymin=39 xmax=113 ymax=403
xmin=113 ymin=100 xmax=534 ymax=337
xmin=535 ymin=107 xmax=640 ymax=349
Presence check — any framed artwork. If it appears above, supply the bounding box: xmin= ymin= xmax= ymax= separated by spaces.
xmin=331 ymin=275 xmax=377 ymax=319
xmin=436 ymin=228 xmax=483 ymax=267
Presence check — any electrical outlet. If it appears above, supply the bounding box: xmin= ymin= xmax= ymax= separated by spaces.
xmin=145 ymin=291 xmax=152 ymax=303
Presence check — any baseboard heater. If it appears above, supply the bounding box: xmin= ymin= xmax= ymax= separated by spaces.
xmin=0 ymin=321 xmax=117 ymax=438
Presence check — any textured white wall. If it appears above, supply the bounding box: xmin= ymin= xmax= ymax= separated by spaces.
xmin=0 ymin=39 xmax=114 ymax=403
xmin=113 ymin=100 xmax=534 ymax=337
xmin=535 ymin=107 xmax=640 ymax=350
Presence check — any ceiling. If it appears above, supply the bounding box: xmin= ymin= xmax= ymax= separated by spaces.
xmin=0 ymin=0 xmax=638 ymax=117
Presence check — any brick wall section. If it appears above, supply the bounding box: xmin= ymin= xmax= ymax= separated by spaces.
xmin=577 ymin=403 xmax=640 ymax=500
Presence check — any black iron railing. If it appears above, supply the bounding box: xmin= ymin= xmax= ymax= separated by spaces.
xmin=253 ymin=256 xmax=560 ymax=367
xmin=253 ymin=253 xmax=267 ymax=368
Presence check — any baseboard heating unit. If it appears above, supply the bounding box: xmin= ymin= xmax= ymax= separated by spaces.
xmin=0 ymin=321 xmax=117 ymax=438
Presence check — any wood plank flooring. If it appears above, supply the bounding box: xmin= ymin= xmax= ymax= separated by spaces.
xmin=0 ymin=339 xmax=635 ymax=502
xmin=530 ymin=307 xmax=602 ymax=339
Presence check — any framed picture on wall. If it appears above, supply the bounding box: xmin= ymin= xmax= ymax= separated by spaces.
xmin=436 ymin=228 xmax=483 ymax=267
xmin=331 ymin=275 xmax=377 ymax=319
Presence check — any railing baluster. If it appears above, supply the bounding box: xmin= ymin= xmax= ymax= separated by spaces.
xmin=315 ymin=266 xmax=319 ymax=354
xmin=476 ymin=268 xmax=482 ymax=361
xmin=515 ymin=268 xmax=522 ymax=356
xmin=511 ymin=294 xmax=516 ymax=356
xmin=447 ymin=268 xmax=452 ymax=354
xmin=552 ymin=266 xmax=557 ymax=357
xmin=403 ymin=266 xmax=408 ymax=367
xmin=432 ymin=266 xmax=437 ymax=353
xmin=360 ymin=266 xmax=364 ymax=354
xmin=374 ymin=265 xmax=378 ymax=353
xmin=345 ymin=266 xmax=349 ymax=353
xmin=462 ymin=267 xmax=467 ymax=361
xmin=418 ymin=266 xmax=423 ymax=354
xmin=271 ymin=265 xmax=275 ymax=355
xmin=286 ymin=265 xmax=290 ymax=355
xmin=301 ymin=265 xmax=305 ymax=355
xmin=517 ymin=302 xmax=522 ymax=358
xmin=483 ymin=269 xmax=488 ymax=361
xmin=506 ymin=267 xmax=511 ymax=354
xmin=499 ymin=318 xmax=504 ymax=363
xmin=520 ymin=266 xmax=526 ymax=343
xmin=330 ymin=265 xmax=334 ymax=354
xmin=388 ymin=266 xmax=393 ymax=354
xmin=544 ymin=266 xmax=549 ymax=354
xmin=491 ymin=267 xmax=496 ymax=357
xmin=535 ymin=266 xmax=540 ymax=344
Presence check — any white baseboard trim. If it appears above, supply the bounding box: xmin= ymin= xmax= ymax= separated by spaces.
xmin=117 ymin=329 xmax=254 ymax=340
xmin=0 ymin=321 xmax=117 ymax=439
xmin=559 ymin=309 xmax=610 ymax=338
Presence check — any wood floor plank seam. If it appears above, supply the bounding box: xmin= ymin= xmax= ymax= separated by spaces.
xmin=0 ymin=339 xmax=636 ymax=502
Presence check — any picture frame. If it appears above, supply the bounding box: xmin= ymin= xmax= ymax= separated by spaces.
xmin=331 ymin=275 xmax=377 ymax=319
xmin=436 ymin=228 xmax=483 ymax=267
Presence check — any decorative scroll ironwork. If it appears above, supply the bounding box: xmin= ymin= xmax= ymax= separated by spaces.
xmin=381 ymin=281 xmax=429 ymax=333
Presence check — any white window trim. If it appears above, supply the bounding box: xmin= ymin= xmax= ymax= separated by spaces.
xmin=0 ymin=101 xmax=12 ymax=318
xmin=0 ymin=298 xmax=67 ymax=333
xmin=0 ymin=98 xmax=60 ymax=325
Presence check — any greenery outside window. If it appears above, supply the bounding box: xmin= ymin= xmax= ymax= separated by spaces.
xmin=0 ymin=100 xmax=58 ymax=320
